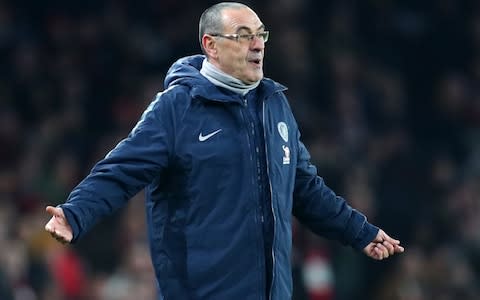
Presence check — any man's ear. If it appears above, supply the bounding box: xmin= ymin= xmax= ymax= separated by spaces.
xmin=202 ymin=34 xmax=218 ymax=58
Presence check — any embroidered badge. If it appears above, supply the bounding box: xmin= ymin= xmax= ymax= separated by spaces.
xmin=277 ymin=122 xmax=288 ymax=142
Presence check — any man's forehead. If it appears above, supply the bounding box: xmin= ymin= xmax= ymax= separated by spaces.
xmin=221 ymin=8 xmax=263 ymax=31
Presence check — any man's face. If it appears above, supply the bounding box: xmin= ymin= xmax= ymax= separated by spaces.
xmin=210 ymin=8 xmax=266 ymax=84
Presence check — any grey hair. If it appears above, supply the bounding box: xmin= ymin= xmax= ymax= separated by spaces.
xmin=198 ymin=2 xmax=250 ymax=54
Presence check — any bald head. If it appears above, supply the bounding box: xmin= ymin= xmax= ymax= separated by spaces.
xmin=198 ymin=2 xmax=251 ymax=54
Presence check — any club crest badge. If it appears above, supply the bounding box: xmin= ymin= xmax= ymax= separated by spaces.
xmin=277 ymin=122 xmax=288 ymax=142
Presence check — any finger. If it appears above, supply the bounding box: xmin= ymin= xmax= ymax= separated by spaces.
xmin=46 ymin=206 xmax=58 ymax=216
xmin=46 ymin=205 xmax=66 ymax=218
xmin=45 ymin=216 xmax=64 ymax=233
xmin=373 ymin=246 xmax=384 ymax=260
xmin=373 ymin=245 xmax=383 ymax=259
xmin=383 ymin=237 xmax=404 ymax=253
xmin=365 ymin=244 xmax=376 ymax=257
xmin=375 ymin=243 xmax=389 ymax=258
xmin=45 ymin=224 xmax=53 ymax=233
xmin=385 ymin=237 xmax=401 ymax=245
xmin=382 ymin=241 xmax=395 ymax=255
xmin=381 ymin=232 xmax=401 ymax=245
xmin=45 ymin=218 xmax=56 ymax=233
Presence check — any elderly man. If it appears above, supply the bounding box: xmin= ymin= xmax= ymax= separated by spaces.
xmin=45 ymin=2 xmax=403 ymax=299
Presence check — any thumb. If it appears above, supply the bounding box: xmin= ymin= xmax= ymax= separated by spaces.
xmin=46 ymin=205 xmax=64 ymax=218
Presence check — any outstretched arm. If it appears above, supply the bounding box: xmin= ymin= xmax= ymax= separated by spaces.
xmin=293 ymin=139 xmax=378 ymax=250
xmin=363 ymin=229 xmax=404 ymax=260
xmin=44 ymin=93 xmax=172 ymax=243
xmin=293 ymin=137 xmax=405 ymax=258
xmin=45 ymin=206 xmax=73 ymax=244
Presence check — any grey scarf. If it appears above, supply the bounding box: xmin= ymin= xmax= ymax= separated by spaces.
xmin=200 ymin=59 xmax=260 ymax=96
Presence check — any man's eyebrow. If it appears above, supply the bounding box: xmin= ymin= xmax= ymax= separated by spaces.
xmin=235 ymin=24 xmax=266 ymax=33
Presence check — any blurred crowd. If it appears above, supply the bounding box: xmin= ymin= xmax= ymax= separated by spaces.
xmin=1 ymin=0 xmax=480 ymax=299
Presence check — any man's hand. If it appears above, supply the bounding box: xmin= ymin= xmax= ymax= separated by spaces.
xmin=45 ymin=206 xmax=73 ymax=244
xmin=363 ymin=229 xmax=404 ymax=260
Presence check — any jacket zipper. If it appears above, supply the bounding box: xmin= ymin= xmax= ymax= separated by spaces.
xmin=243 ymin=95 xmax=270 ymax=298
xmin=263 ymin=100 xmax=276 ymax=300
xmin=240 ymin=97 xmax=264 ymax=296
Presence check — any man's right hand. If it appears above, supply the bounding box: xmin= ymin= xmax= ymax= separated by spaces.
xmin=45 ymin=206 xmax=73 ymax=244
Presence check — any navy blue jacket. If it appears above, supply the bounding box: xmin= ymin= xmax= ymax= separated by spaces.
xmin=61 ymin=55 xmax=378 ymax=300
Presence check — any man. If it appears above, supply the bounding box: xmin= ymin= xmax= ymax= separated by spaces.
xmin=45 ymin=2 xmax=404 ymax=299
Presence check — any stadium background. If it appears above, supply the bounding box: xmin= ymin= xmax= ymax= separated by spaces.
xmin=1 ymin=0 xmax=479 ymax=299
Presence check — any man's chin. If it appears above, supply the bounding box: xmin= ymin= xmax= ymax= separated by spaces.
xmin=245 ymin=73 xmax=263 ymax=84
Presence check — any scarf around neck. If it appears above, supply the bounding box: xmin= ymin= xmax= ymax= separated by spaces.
xmin=200 ymin=59 xmax=260 ymax=96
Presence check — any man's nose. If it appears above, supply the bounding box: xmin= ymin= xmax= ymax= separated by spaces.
xmin=250 ymin=36 xmax=265 ymax=50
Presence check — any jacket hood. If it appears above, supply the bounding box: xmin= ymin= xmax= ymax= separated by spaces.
xmin=163 ymin=54 xmax=287 ymax=102
xmin=164 ymin=54 xmax=206 ymax=89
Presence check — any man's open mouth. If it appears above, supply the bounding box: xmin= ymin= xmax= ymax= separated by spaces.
xmin=249 ymin=59 xmax=262 ymax=66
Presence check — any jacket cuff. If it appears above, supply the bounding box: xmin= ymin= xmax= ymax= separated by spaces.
xmin=59 ymin=204 xmax=81 ymax=243
xmin=352 ymin=221 xmax=379 ymax=251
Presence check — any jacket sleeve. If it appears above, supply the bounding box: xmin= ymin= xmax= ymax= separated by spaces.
xmin=292 ymin=137 xmax=378 ymax=251
xmin=60 ymin=94 xmax=172 ymax=243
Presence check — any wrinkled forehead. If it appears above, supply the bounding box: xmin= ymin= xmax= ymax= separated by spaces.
xmin=221 ymin=7 xmax=265 ymax=33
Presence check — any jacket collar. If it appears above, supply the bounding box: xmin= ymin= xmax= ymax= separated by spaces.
xmin=191 ymin=78 xmax=287 ymax=104
xmin=164 ymin=55 xmax=287 ymax=104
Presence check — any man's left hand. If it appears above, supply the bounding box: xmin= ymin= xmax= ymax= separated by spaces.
xmin=363 ymin=229 xmax=404 ymax=260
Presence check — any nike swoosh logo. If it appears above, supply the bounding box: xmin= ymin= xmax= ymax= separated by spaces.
xmin=199 ymin=129 xmax=222 ymax=142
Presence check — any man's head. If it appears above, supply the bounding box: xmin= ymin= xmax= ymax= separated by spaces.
xmin=199 ymin=2 xmax=268 ymax=84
